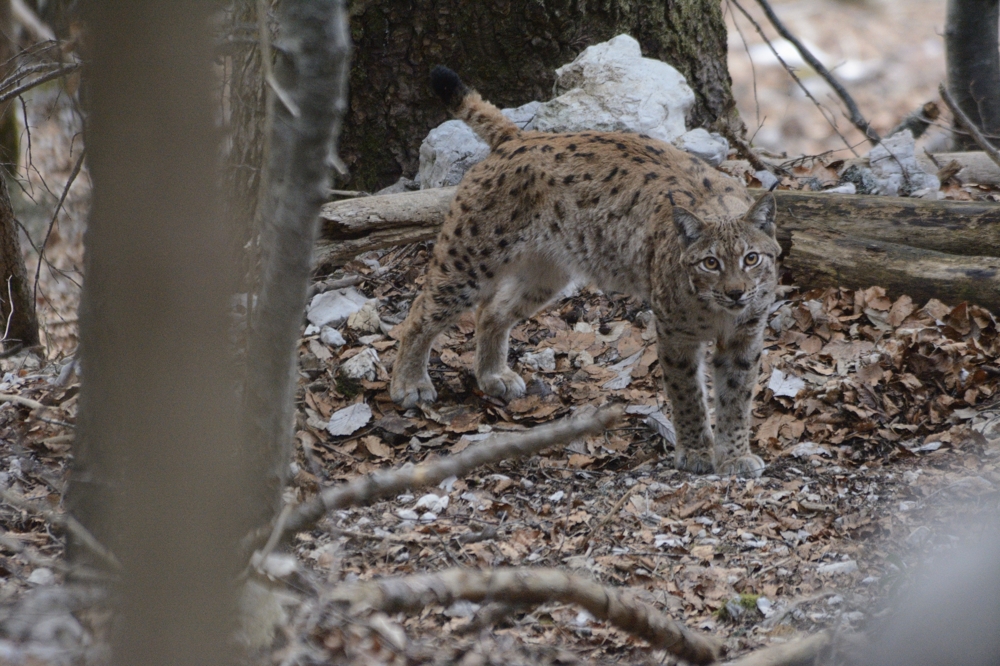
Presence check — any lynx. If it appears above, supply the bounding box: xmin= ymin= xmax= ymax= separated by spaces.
xmin=390 ymin=66 xmax=780 ymax=476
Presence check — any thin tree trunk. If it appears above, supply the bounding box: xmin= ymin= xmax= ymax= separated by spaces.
xmin=0 ymin=174 xmax=38 ymax=350
xmin=69 ymin=1 xmax=247 ymax=663
xmin=241 ymin=0 xmax=351 ymax=532
xmin=945 ymin=0 xmax=1000 ymax=150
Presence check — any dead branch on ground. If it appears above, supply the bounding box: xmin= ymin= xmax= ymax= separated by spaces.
xmin=330 ymin=566 xmax=720 ymax=664
xmin=253 ymin=404 xmax=623 ymax=549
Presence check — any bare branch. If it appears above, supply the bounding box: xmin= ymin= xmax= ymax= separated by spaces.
xmin=0 ymin=62 xmax=81 ymax=107
xmin=752 ymin=0 xmax=879 ymax=145
xmin=939 ymin=82 xmax=1000 ymax=171
xmin=728 ymin=0 xmax=858 ymax=155
xmin=33 ymin=148 xmax=85 ymax=308
xmin=257 ymin=404 xmax=623 ymax=548
xmin=331 ymin=567 xmax=720 ymax=664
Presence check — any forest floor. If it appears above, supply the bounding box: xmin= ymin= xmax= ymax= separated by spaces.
xmin=2 ymin=1 xmax=1000 ymax=664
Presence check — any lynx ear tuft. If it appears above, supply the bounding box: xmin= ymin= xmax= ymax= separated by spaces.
xmin=745 ymin=192 xmax=776 ymax=237
xmin=673 ymin=207 xmax=705 ymax=247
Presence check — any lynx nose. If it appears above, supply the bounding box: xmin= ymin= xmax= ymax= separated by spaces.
xmin=726 ymin=289 xmax=745 ymax=302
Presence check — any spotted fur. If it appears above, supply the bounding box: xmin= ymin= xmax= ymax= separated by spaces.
xmin=391 ymin=67 xmax=781 ymax=476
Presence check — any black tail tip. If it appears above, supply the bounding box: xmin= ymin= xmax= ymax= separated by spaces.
xmin=430 ymin=65 xmax=468 ymax=107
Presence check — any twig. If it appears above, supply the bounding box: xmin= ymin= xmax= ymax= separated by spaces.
xmin=0 ymin=393 xmax=43 ymax=410
xmin=0 ymin=62 xmax=81 ymax=107
xmin=753 ymin=0 xmax=879 ymax=145
xmin=1 ymin=490 xmax=121 ymax=571
xmin=939 ymin=83 xmax=1000 ymax=171
xmin=251 ymin=405 xmax=623 ymax=550
xmin=33 ymin=148 xmax=85 ymax=307
xmin=587 ymin=485 xmax=637 ymax=540
xmin=330 ymin=567 xmax=720 ymax=664
xmin=729 ymin=0 xmax=858 ymax=155
xmin=724 ymin=631 xmax=832 ymax=666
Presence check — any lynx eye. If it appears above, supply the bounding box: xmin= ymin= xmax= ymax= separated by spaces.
xmin=744 ymin=252 xmax=760 ymax=267
xmin=701 ymin=257 xmax=720 ymax=271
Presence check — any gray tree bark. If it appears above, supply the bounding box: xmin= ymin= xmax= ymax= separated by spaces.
xmin=69 ymin=1 xmax=248 ymax=663
xmin=241 ymin=0 xmax=352 ymax=533
xmin=945 ymin=0 xmax=1000 ymax=150
xmin=0 ymin=174 xmax=38 ymax=351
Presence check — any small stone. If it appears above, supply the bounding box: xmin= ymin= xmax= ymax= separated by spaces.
xmin=307 ymin=288 xmax=368 ymax=328
xmin=27 ymin=568 xmax=54 ymax=586
xmin=521 ymin=348 xmax=556 ymax=372
xmin=320 ymin=326 xmax=346 ymax=347
xmin=674 ymin=128 xmax=729 ymax=167
xmin=817 ymin=559 xmax=858 ymax=575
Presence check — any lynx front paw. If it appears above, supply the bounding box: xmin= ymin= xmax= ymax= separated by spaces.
xmin=477 ymin=368 xmax=526 ymax=401
xmin=675 ymin=448 xmax=715 ymax=475
xmin=390 ymin=372 xmax=437 ymax=409
xmin=716 ymin=454 xmax=766 ymax=478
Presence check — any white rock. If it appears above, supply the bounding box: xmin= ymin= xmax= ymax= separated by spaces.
xmin=673 ymin=128 xmax=729 ymax=167
xmin=535 ymin=35 xmax=693 ymax=143
xmin=790 ymin=441 xmax=831 ymax=458
xmin=396 ymin=509 xmax=419 ymax=521
xmin=818 ymin=559 xmax=858 ymax=575
xmin=307 ymin=288 xmax=368 ymax=328
xmin=418 ymin=101 xmax=542 ymax=189
xmin=320 ymin=326 xmax=346 ymax=347
xmin=867 ymin=130 xmax=940 ymax=196
xmin=340 ymin=348 xmax=380 ymax=381
xmin=755 ymin=169 xmax=779 ymax=191
xmin=347 ymin=299 xmax=381 ymax=333
xmin=326 ymin=402 xmax=373 ymax=437
xmin=824 ymin=182 xmax=857 ymax=195
xmin=26 ymin=568 xmax=54 ymax=586
xmin=414 ymin=493 xmax=449 ymax=514
xmin=521 ymin=347 xmax=556 ymax=372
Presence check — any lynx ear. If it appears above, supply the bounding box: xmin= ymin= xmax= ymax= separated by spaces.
xmin=673 ymin=206 xmax=705 ymax=247
xmin=745 ymin=192 xmax=776 ymax=237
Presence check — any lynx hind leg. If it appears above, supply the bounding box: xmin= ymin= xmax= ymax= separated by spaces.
xmin=390 ymin=270 xmax=480 ymax=409
xmin=474 ymin=260 xmax=569 ymax=400
xmin=656 ymin=332 xmax=715 ymax=474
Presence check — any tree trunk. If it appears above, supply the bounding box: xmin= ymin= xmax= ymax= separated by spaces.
xmin=70 ymin=0 xmax=248 ymax=662
xmin=0 ymin=174 xmax=38 ymax=350
xmin=341 ymin=0 xmax=742 ymax=191
xmin=945 ymin=0 xmax=1000 ymax=150
xmin=241 ymin=0 xmax=352 ymax=534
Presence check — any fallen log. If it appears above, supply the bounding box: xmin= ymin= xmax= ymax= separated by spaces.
xmin=316 ymin=186 xmax=1000 ymax=311
xmin=785 ymin=229 xmax=1000 ymax=312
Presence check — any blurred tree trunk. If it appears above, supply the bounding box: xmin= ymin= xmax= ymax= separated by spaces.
xmin=0 ymin=0 xmax=35 ymax=353
xmin=69 ymin=0 xmax=248 ymax=662
xmin=341 ymin=0 xmax=743 ymax=191
xmin=945 ymin=0 xmax=1000 ymax=150
xmin=0 ymin=174 xmax=38 ymax=351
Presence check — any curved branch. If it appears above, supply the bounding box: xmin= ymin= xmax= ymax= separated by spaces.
xmin=331 ymin=567 xmax=721 ymax=664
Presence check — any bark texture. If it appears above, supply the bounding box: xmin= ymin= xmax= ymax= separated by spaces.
xmin=945 ymin=0 xmax=1000 ymax=150
xmin=241 ymin=0 xmax=352 ymax=532
xmin=70 ymin=1 xmax=247 ymax=663
xmin=0 ymin=174 xmax=38 ymax=350
xmin=785 ymin=230 xmax=1000 ymax=313
xmin=342 ymin=0 xmax=741 ymax=191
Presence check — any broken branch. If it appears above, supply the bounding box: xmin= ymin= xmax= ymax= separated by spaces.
xmin=256 ymin=404 xmax=623 ymax=548
xmin=331 ymin=567 xmax=720 ymax=664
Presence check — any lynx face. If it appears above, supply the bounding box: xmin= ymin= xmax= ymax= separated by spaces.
xmin=673 ymin=197 xmax=779 ymax=316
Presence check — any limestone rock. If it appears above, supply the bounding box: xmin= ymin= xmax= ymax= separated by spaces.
xmin=867 ymin=130 xmax=940 ymax=197
xmin=307 ymin=288 xmax=368 ymax=328
xmin=673 ymin=128 xmax=729 ymax=167
xmin=534 ymin=34 xmax=694 ymax=143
